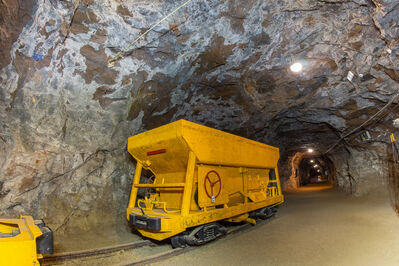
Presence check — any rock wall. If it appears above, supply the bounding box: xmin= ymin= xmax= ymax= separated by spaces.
xmin=282 ymin=152 xmax=304 ymax=191
xmin=0 ymin=0 xmax=398 ymax=247
xmin=331 ymin=144 xmax=390 ymax=196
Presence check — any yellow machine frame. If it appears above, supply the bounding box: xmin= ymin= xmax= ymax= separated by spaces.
xmin=126 ymin=120 xmax=284 ymax=241
xmin=0 ymin=216 xmax=52 ymax=265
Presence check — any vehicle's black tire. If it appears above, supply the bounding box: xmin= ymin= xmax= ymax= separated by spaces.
xmin=264 ymin=207 xmax=274 ymax=218
xmin=171 ymin=235 xmax=187 ymax=249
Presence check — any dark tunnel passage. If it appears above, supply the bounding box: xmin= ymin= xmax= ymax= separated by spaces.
xmin=297 ymin=154 xmax=335 ymax=187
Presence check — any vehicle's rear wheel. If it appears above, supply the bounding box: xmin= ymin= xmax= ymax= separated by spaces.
xmin=171 ymin=235 xmax=188 ymax=248
xmin=170 ymin=223 xmax=227 ymax=248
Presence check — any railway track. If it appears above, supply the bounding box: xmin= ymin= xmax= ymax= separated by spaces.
xmin=42 ymin=240 xmax=152 ymax=264
xmin=120 ymin=223 xmax=252 ymax=266
xmin=42 ymin=223 xmax=254 ymax=265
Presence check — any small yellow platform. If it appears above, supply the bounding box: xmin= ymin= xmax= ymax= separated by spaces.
xmin=0 ymin=216 xmax=53 ymax=265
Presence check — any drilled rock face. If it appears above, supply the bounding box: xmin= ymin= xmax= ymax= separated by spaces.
xmin=0 ymin=0 xmax=398 ymax=246
xmin=331 ymin=145 xmax=390 ymax=196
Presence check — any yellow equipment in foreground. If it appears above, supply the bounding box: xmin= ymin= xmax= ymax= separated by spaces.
xmin=127 ymin=120 xmax=283 ymax=247
xmin=0 ymin=216 xmax=53 ymax=265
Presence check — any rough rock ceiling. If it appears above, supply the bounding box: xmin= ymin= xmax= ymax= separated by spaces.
xmin=0 ymin=0 xmax=398 ymax=243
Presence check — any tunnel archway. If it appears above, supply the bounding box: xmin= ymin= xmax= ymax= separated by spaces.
xmin=284 ymin=149 xmax=336 ymax=191
xmin=297 ymin=154 xmax=335 ymax=187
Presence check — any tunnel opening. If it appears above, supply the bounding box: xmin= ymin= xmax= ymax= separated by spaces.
xmin=297 ymin=154 xmax=335 ymax=187
xmin=285 ymin=149 xmax=336 ymax=191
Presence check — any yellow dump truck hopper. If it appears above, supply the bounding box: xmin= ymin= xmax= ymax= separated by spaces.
xmin=126 ymin=120 xmax=283 ymax=245
xmin=0 ymin=216 xmax=53 ymax=265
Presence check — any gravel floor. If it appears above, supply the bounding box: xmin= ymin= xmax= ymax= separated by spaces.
xmin=54 ymin=185 xmax=399 ymax=266
xmin=155 ymin=185 xmax=399 ymax=266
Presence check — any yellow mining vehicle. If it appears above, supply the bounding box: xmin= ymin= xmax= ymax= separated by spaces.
xmin=126 ymin=120 xmax=283 ymax=247
xmin=0 ymin=216 xmax=53 ymax=265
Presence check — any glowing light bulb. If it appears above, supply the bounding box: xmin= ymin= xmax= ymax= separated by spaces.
xmin=310 ymin=160 xmax=314 ymax=163
xmin=290 ymin=62 xmax=303 ymax=73
xmin=307 ymin=148 xmax=314 ymax=153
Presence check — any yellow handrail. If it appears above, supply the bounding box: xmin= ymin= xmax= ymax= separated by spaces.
xmin=135 ymin=183 xmax=185 ymax=188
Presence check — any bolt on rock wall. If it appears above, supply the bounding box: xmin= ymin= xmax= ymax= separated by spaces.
xmin=0 ymin=0 xmax=399 ymax=247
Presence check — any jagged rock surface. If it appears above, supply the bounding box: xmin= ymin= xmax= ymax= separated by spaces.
xmin=0 ymin=0 xmax=398 ymax=247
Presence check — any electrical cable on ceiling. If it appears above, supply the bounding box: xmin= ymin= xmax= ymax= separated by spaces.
xmin=108 ymin=0 xmax=197 ymax=67
xmin=325 ymin=48 xmax=399 ymax=155
xmin=323 ymin=93 xmax=399 ymax=155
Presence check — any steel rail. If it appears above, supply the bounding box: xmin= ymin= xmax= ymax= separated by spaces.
xmin=41 ymin=239 xmax=151 ymax=264
xmin=119 ymin=223 xmax=253 ymax=266
xmin=42 ymin=217 xmax=273 ymax=265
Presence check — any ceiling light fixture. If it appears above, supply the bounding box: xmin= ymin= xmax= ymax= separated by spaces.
xmin=290 ymin=62 xmax=303 ymax=73
xmin=307 ymin=148 xmax=314 ymax=153
xmin=310 ymin=159 xmax=314 ymax=163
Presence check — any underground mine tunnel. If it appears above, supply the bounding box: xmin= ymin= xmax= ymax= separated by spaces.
xmin=1 ymin=0 xmax=399 ymax=265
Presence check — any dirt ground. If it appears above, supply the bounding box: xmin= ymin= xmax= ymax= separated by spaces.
xmin=155 ymin=185 xmax=399 ymax=266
